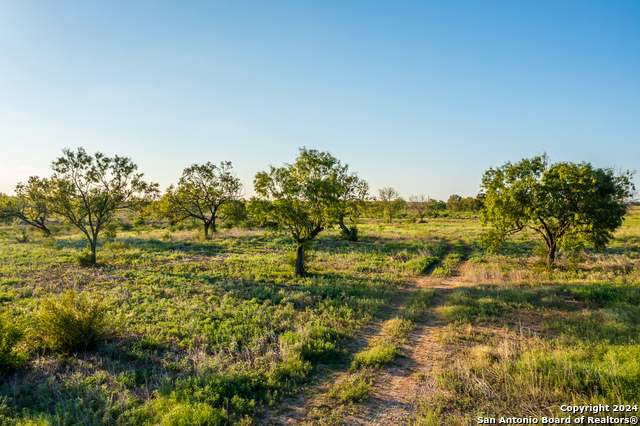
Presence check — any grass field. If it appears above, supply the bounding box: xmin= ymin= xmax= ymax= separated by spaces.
xmin=0 ymin=207 xmax=639 ymax=425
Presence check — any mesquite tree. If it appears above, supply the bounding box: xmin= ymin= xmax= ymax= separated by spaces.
xmin=0 ymin=176 xmax=52 ymax=235
xmin=333 ymin=170 xmax=369 ymax=241
xmin=159 ymin=161 xmax=242 ymax=238
xmin=252 ymin=148 xmax=358 ymax=277
xmin=46 ymin=148 xmax=158 ymax=263
xmin=377 ymin=187 xmax=405 ymax=223
xmin=408 ymin=194 xmax=429 ymax=223
xmin=481 ymin=154 xmax=635 ymax=265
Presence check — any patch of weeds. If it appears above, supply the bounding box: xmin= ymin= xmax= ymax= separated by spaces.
xmin=402 ymin=289 xmax=435 ymax=321
xmin=0 ymin=311 xmax=28 ymax=371
xmin=431 ymin=266 xmax=450 ymax=278
xmin=383 ymin=317 xmax=414 ymax=340
xmin=327 ymin=372 xmax=373 ymax=403
xmin=351 ymin=339 xmax=398 ymax=369
xmin=404 ymin=256 xmax=439 ymax=275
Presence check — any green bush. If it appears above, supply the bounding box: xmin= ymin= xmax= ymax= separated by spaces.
xmin=404 ymin=256 xmax=438 ymax=275
xmin=38 ymin=290 xmax=108 ymax=354
xmin=104 ymin=223 xmax=118 ymax=241
xmin=133 ymin=218 xmax=145 ymax=227
xmin=340 ymin=226 xmax=359 ymax=241
xmin=431 ymin=266 xmax=450 ymax=277
xmin=0 ymin=312 xmax=28 ymax=372
xmin=76 ymin=249 xmax=95 ymax=266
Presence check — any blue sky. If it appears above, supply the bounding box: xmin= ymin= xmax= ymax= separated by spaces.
xmin=1 ymin=1 xmax=638 ymax=200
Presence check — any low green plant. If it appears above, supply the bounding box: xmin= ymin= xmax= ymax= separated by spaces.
xmin=328 ymin=373 xmax=373 ymax=403
xmin=76 ymin=248 xmax=95 ymax=266
xmin=38 ymin=290 xmax=108 ymax=354
xmin=340 ymin=226 xmax=359 ymax=241
xmin=15 ymin=229 xmax=28 ymax=243
xmin=431 ymin=266 xmax=450 ymax=277
xmin=351 ymin=339 xmax=398 ymax=369
xmin=402 ymin=289 xmax=435 ymax=321
xmin=404 ymin=256 xmax=438 ymax=275
xmin=103 ymin=223 xmax=118 ymax=241
xmin=0 ymin=312 xmax=28 ymax=372
xmin=104 ymin=240 xmax=128 ymax=254
xmin=384 ymin=317 xmax=414 ymax=340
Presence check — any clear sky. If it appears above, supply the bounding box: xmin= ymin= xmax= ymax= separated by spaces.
xmin=1 ymin=1 xmax=638 ymax=200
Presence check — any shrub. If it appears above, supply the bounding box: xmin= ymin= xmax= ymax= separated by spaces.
xmin=340 ymin=226 xmax=359 ymax=241
xmin=104 ymin=240 xmax=128 ymax=254
xmin=119 ymin=221 xmax=133 ymax=231
xmin=431 ymin=266 xmax=450 ymax=277
xmin=38 ymin=290 xmax=108 ymax=353
xmin=0 ymin=312 xmax=28 ymax=372
xmin=103 ymin=223 xmax=118 ymax=241
xmin=133 ymin=217 xmax=145 ymax=227
xmin=76 ymin=249 xmax=95 ymax=266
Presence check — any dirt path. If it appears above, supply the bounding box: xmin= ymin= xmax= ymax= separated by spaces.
xmin=340 ymin=240 xmax=472 ymax=425
xmin=269 ymin=238 xmax=471 ymax=425
xmin=269 ymin=278 xmax=417 ymax=425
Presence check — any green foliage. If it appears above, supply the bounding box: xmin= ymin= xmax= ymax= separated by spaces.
xmin=340 ymin=225 xmax=358 ymax=241
xmin=220 ymin=199 xmax=248 ymax=224
xmin=328 ymin=373 xmax=373 ymax=403
xmin=75 ymin=249 xmax=95 ymax=266
xmin=281 ymin=324 xmax=344 ymax=362
xmin=15 ymin=229 xmax=28 ymax=243
xmin=404 ymin=256 xmax=438 ymax=275
xmin=1 ymin=178 xmax=53 ymax=235
xmin=0 ymin=312 xmax=28 ymax=372
xmin=104 ymin=222 xmax=118 ymax=240
xmin=402 ymin=289 xmax=435 ymax=321
xmin=376 ymin=187 xmax=405 ymax=223
xmin=253 ymin=148 xmax=364 ymax=276
xmin=133 ymin=217 xmax=145 ymax=227
xmin=351 ymin=340 xmax=398 ymax=369
xmin=159 ymin=161 xmax=242 ymax=238
xmin=481 ymin=154 xmax=635 ymax=265
xmin=384 ymin=317 xmax=414 ymax=340
xmin=45 ymin=147 xmax=158 ymax=263
xmin=38 ymin=290 xmax=108 ymax=353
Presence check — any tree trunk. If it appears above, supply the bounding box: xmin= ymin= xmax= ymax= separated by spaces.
xmin=211 ymin=215 xmax=217 ymax=233
xmin=338 ymin=217 xmax=354 ymax=240
xmin=547 ymin=242 xmax=557 ymax=266
xmin=294 ymin=244 xmax=305 ymax=277
xmin=89 ymin=237 xmax=97 ymax=264
xmin=204 ymin=222 xmax=210 ymax=239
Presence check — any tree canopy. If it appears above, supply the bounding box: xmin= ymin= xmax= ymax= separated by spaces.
xmin=46 ymin=148 xmax=158 ymax=263
xmin=252 ymin=148 xmax=362 ymax=276
xmin=0 ymin=177 xmax=52 ymax=235
xmin=377 ymin=187 xmax=405 ymax=222
xmin=481 ymin=154 xmax=635 ymax=265
xmin=158 ymin=161 xmax=242 ymax=238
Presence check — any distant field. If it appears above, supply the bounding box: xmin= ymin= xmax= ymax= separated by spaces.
xmin=1 ymin=207 xmax=639 ymax=425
